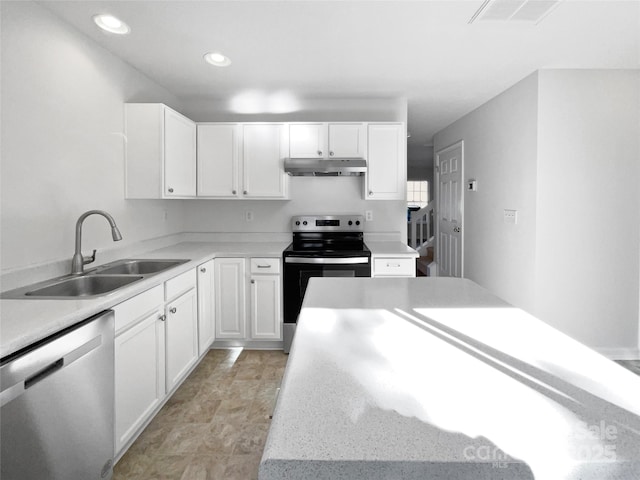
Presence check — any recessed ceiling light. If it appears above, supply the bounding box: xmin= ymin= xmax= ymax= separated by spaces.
xmin=93 ymin=14 xmax=130 ymax=35
xmin=204 ymin=52 xmax=232 ymax=67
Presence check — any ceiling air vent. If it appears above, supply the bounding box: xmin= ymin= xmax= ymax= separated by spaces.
xmin=469 ymin=0 xmax=562 ymax=24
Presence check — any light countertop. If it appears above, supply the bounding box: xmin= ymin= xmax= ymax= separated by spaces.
xmin=366 ymin=241 xmax=419 ymax=257
xmin=260 ymin=277 xmax=640 ymax=480
xmin=0 ymin=241 xmax=288 ymax=358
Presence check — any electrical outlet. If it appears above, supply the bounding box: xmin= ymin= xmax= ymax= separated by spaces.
xmin=365 ymin=210 xmax=373 ymax=222
xmin=503 ymin=209 xmax=517 ymax=224
xmin=245 ymin=211 xmax=254 ymax=222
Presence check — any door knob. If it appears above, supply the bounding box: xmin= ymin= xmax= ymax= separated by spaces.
xmin=159 ymin=314 xmax=166 ymax=322
xmin=317 ymin=150 xmax=323 ymax=156
xmin=232 ymin=190 xmax=237 ymax=195
xmin=329 ymin=151 xmax=334 ymax=156
xmin=169 ymin=307 xmax=177 ymax=314
xmin=200 ymin=267 xmax=206 ymax=273
xmin=454 ymin=226 xmax=461 ymax=233
xmin=168 ymin=187 xmax=174 ymax=193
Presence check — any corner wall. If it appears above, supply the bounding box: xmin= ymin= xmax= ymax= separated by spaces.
xmin=433 ymin=73 xmax=539 ymax=312
xmin=535 ymin=70 xmax=640 ymax=353
xmin=0 ymin=1 xmax=185 ymax=274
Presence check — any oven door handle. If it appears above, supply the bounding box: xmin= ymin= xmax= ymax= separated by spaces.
xmin=285 ymin=257 xmax=370 ymax=265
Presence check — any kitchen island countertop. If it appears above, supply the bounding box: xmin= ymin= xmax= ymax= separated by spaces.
xmin=260 ymin=277 xmax=640 ymax=480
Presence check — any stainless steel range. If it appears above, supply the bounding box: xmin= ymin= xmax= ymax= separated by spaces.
xmin=282 ymin=215 xmax=371 ymax=353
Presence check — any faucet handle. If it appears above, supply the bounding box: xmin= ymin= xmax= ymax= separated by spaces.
xmin=83 ymin=249 xmax=97 ymax=266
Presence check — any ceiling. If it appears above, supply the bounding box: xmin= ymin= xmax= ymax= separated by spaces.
xmin=39 ymin=1 xmax=639 ymax=165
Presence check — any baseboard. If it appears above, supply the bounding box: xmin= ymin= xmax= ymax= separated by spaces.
xmin=211 ymin=340 xmax=284 ymax=350
xmin=594 ymin=347 xmax=640 ymax=360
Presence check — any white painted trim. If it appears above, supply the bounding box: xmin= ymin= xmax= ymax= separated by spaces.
xmin=594 ymin=348 xmax=640 ymax=360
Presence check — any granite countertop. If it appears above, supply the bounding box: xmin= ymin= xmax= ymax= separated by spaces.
xmin=366 ymin=241 xmax=419 ymax=257
xmin=260 ymin=277 xmax=640 ymax=480
xmin=0 ymin=241 xmax=288 ymax=358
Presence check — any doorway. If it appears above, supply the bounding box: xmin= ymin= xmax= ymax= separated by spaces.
xmin=435 ymin=141 xmax=464 ymax=277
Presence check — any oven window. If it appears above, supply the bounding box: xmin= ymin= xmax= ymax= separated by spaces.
xmin=299 ymin=269 xmax=354 ymax=299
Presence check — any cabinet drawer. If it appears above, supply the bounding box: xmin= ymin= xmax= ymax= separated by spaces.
xmin=250 ymin=257 xmax=281 ymax=274
xmin=373 ymin=257 xmax=415 ymax=277
xmin=113 ymin=285 xmax=164 ymax=333
xmin=165 ymin=269 xmax=196 ymax=301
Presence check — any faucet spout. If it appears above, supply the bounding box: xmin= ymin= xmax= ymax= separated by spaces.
xmin=71 ymin=210 xmax=123 ymax=274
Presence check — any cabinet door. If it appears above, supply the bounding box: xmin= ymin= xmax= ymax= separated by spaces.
xmin=165 ymin=288 xmax=198 ymax=392
xmin=328 ymin=123 xmax=366 ymax=158
xmin=214 ymin=258 xmax=246 ymax=339
xmin=197 ymin=124 xmax=239 ymax=197
xmin=366 ymin=123 xmax=406 ymax=200
xmin=115 ymin=308 xmax=165 ymax=454
xmin=250 ymin=274 xmax=282 ymax=340
xmin=289 ymin=123 xmax=325 ymax=158
xmin=164 ymin=108 xmax=196 ymax=197
xmin=197 ymin=259 xmax=215 ymax=356
xmin=242 ymin=124 xmax=287 ymax=198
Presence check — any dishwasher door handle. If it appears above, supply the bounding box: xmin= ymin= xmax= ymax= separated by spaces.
xmin=24 ymin=358 xmax=64 ymax=389
xmin=1 ymin=313 xmax=107 ymax=406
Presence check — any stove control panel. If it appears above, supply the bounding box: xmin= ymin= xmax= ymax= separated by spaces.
xmin=292 ymin=215 xmax=364 ymax=232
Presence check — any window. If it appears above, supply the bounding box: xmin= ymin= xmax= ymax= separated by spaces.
xmin=407 ymin=181 xmax=429 ymax=208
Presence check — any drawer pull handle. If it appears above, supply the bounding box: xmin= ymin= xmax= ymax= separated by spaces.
xmin=257 ymin=264 xmax=271 ymax=269
xmin=387 ymin=263 xmax=401 ymax=268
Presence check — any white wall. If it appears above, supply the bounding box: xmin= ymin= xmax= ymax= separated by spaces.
xmin=433 ymin=69 xmax=640 ymax=354
xmin=535 ymin=70 xmax=640 ymax=353
xmin=0 ymin=1 xmax=185 ymax=274
xmin=433 ymin=73 xmax=539 ymax=312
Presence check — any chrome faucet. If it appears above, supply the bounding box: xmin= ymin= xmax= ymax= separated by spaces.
xmin=71 ymin=210 xmax=123 ymax=274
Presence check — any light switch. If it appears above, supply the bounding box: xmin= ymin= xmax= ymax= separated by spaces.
xmin=504 ymin=209 xmax=517 ymax=224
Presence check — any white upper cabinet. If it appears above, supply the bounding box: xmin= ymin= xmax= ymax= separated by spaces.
xmin=289 ymin=123 xmax=366 ymax=159
xmin=197 ymin=123 xmax=240 ymax=198
xmin=197 ymin=123 xmax=288 ymax=199
xmin=327 ymin=123 xmax=366 ymax=158
xmin=125 ymin=103 xmax=196 ymax=199
xmin=242 ymin=123 xmax=288 ymax=198
xmin=365 ymin=123 xmax=406 ymax=200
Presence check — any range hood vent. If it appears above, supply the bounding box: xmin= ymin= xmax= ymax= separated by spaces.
xmin=284 ymin=158 xmax=367 ymax=177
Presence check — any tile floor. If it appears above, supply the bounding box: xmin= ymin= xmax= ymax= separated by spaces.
xmin=113 ymin=348 xmax=288 ymax=480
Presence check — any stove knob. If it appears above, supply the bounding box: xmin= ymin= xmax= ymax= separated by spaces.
xmin=303 ymin=221 xmax=308 ymax=226
xmin=295 ymin=221 xmax=300 ymax=226
xmin=348 ymin=221 xmax=353 ymax=226
xmin=355 ymin=220 xmax=360 ymax=226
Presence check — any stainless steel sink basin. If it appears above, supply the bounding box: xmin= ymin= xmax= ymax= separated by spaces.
xmin=1 ymin=258 xmax=190 ymax=300
xmin=24 ymin=275 xmax=143 ymax=298
xmin=93 ymin=259 xmax=188 ymax=275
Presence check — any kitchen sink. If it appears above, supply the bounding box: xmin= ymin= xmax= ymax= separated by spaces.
xmin=24 ymin=275 xmax=143 ymax=298
xmin=93 ymin=259 xmax=188 ymax=275
xmin=1 ymin=258 xmax=190 ymax=299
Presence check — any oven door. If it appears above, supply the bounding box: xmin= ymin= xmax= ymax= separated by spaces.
xmin=283 ymin=256 xmax=371 ymax=325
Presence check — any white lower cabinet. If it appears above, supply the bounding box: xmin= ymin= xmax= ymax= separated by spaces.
xmin=250 ymin=274 xmax=282 ymax=339
xmin=372 ymin=257 xmax=416 ymax=277
xmin=165 ymin=287 xmax=198 ymax=392
xmin=113 ymin=269 xmax=198 ymax=457
xmin=214 ymin=257 xmax=282 ymax=342
xmin=114 ymin=304 xmax=165 ymax=455
xmin=214 ymin=258 xmax=246 ymax=339
xmin=197 ymin=259 xmax=215 ymax=355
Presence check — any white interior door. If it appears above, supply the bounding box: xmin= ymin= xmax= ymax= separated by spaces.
xmin=436 ymin=141 xmax=463 ymax=277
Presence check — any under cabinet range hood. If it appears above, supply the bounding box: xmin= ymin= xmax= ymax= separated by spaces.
xmin=284 ymin=158 xmax=367 ymax=176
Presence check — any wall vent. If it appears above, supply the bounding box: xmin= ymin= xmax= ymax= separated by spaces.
xmin=469 ymin=0 xmax=562 ymax=24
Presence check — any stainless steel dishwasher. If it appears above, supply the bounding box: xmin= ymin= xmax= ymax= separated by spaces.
xmin=1 ymin=310 xmax=115 ymax=480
